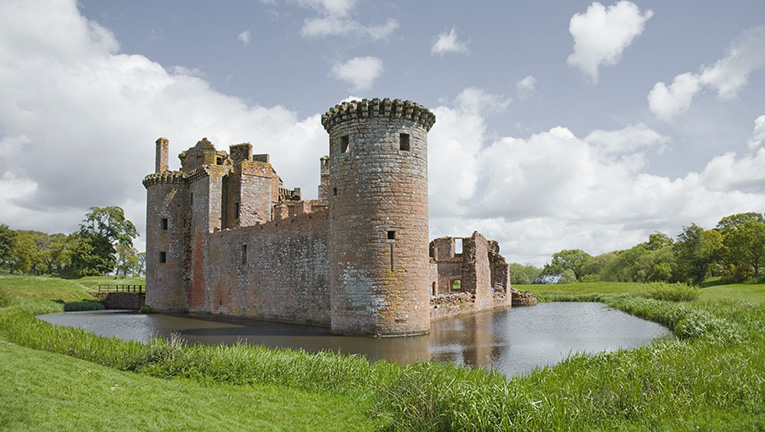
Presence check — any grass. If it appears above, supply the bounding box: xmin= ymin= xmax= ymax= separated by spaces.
xmin=0 ymin=274 xmax=96 ymax=303
xmin=1 ymin=275 xmax=764 ymax=431
xmin=0 ymin=341 xmax=376 ymax=431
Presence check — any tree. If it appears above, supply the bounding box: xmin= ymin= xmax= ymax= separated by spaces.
xmin=115 ymin=243 xmax=140 ymax=277
xmin=70 ymin=206 xmax=138 ymax=276
xmin=673 ymin=224 xmax=723 ymax=284
xmin=544 ymin=249 xmax=592 ymax=280
xmin=0 ymin=224 xmax=17 ymax=271
xmin=643 ymin=232 xmax=673 ymax=251
xmin=509 ymin=263 xmax=543 ymax=285
xmin=721 ymin=219 xmax=765 ymax=277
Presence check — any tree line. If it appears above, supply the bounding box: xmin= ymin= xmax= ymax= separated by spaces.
xmin=511 ymin=212 xmax=765 ymax=285
xmin=0 ymin=206 xmax=142 ymax=277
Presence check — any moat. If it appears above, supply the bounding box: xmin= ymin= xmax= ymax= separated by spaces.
xmin=40 ymin=302 xmax=671 ymax=377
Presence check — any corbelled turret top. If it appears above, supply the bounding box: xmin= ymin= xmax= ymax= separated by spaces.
xmin=321 ymin=98 xmax=436 ymax=132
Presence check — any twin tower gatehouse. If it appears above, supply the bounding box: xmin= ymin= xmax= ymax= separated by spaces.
xmin=143 ymin=99 xmax=511 ymax=336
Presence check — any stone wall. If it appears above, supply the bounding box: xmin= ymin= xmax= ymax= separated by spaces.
xmin=202 ymin=209 xmax=331 ymax=326
xmin=323 ymin=99 xmax=434 ymax=336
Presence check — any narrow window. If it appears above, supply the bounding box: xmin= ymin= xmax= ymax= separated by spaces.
xmin=190 ymin=193 xmax=194 ymax=205
xmin=341 ymin=135 xmax=349 ymax=153
xmin=387 ymin=230 xmax=396 ymax=240
xmin=216 ymin=157 xmax=223 ymax=165
xmin=455 ymin=238 xmax=463 ymax=255
xmin=451 ymin=279 xmax=461 ymax=291
xmin=159 ymin=251 xmax=167 ymax=263
xmin=241 ymin=244 xmax=247 ymax=265
xmin=234 ymin=202 xmax=240 ymax=219
xmin=399 ymin=133 xmax=410 ymax=151
xmin=161 ymin=218 xmax=168 ymax=230
xmin=333 ymin=187 xmax=338 ymax=196
xmin=432 ymin=282 xmax=437 ymax=296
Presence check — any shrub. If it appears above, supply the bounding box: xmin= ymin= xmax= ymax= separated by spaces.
xmin=642 ymin=282 xmax=700 ymax=302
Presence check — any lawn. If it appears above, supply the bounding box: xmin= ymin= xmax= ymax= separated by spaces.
xmin=1 ymin=275 xmax=763 ymax=431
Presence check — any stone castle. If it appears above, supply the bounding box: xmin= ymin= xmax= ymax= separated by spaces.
xmin=143 ymin=98 xmax=512 ymax=336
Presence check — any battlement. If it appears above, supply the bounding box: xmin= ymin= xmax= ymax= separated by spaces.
xmin=142 ymin=170 xmax=186 ymax=187
xmin=321 ymin=98 xmax=436 ymax=132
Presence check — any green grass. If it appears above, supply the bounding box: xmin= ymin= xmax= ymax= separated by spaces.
xmin=699 ymin=283 xmax=765 ymax=305
xmin=0 ymin=341 xmax=376 ymax=431
xmin=1 ymin=275 xmax=764 ymax=431
xmin=0 ymin=274 xmax=96 ymax=304
xmin=74 ymin=275 xmax=146 ymax=291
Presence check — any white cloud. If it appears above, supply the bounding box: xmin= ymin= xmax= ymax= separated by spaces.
xmin=237 ymin=30 xmax=251 ymax=46
xmin=431 ymin=28 xmax=468 ymax=56
xmin=0 ymin=0 xmax=327 ymax=246
xmin=294 ymin=0 xmax=398 ymax=40
xmin=516 ymin=75 xmax=536 ymax=100
xmin=585 ymin=123 xmax=668 ymax=155
xmin=329 ymin=56 xmax=384 ymax=92
xmin=567 ymin=1 xmax=653 ymax=83
xmin=749 ymin=115 xmax=765 ymax=150
xmin=648 ymin=26 xmax=765 ymax=121
xmin=428 ymin=89 xmax=765 ymax=265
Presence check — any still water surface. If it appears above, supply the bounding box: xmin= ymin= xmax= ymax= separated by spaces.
xmin=40 ymin=302 xmax=671 ymax=377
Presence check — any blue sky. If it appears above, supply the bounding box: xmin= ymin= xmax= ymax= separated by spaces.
xmin=1 ymin=0 xmax=764 ymax=266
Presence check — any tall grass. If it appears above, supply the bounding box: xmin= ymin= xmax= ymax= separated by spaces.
xmin=1 ymin=279 xmax=764 ymax=431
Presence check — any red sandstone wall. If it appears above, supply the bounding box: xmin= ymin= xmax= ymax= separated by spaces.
xmin=326 ymin=110 xmax=431 ymax=336
xmin=204 ymin=210 xmax=330 ymax=326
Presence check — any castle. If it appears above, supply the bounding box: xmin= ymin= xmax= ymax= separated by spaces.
xmin=143 ymin=98 xmax=512 ymax=336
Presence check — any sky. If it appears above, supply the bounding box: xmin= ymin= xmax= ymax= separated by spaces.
xmin=1 ymin=0 xmax=764 ymax=266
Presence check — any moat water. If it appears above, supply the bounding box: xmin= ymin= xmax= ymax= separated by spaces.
xmin=39 ymin=302 xmax=671 ymax=377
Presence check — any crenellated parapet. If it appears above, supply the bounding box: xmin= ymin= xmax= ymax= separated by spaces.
xmin=321 ymin=98 xmax=436 ymax=132
xmin=142 ymin=170 xmax=186 ymax=188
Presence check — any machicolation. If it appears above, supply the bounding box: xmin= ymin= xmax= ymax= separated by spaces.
xmin=143 ymin=98 xmax=514 ymax=336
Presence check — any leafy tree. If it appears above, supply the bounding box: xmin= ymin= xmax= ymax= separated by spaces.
xmin=509 ymin=263 xmax=542 ymax=285
xmin=643 ymin=232 xmax=673 ymax=251
xmin=115 ymin=243 xmax=140 ymax=277
xmin=544 ymin=249 xmax=592 ymax=280
xmin=716 ymin=213 xmax=765 ymax=277
xmin=70 ymin=206 xmax=138 ymax=276
xmin=0 ymin=224 xmax=17 ymax=270
xmin=137 ymin=252 xmax=146 ymax=276
xmin=673 ymin=224 xmax=723 ymax=284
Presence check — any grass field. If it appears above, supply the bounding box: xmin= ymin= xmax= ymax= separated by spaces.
xmin=1 ymin=275 xmax=763 ymax=431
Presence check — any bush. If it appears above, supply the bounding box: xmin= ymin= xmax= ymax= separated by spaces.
xmin=720 ymin=265 xmax=755 ymax=284
xmin=642 ymin=282 xmax=700 ymax=302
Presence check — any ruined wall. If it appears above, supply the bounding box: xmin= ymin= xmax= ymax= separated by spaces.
xmin=323 ymin=99 xmax=435 ymax=335
xmin=203 ymin=209 xmax=330 ymax=325
xmin=461 ymin=232 xmax=493 ymax=309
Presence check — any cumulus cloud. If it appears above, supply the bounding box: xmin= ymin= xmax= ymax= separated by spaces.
xmin=0 ymin=0 xmax=327 ymax=245
xmin=329 ymin=56 xmax=384 ymax=92
xmin=516 ymin=75 xmax=536 ymax=100
xmin=295 ymin=0 xmax=398 ymax=40
xmin=431 ymin=28 xmax=468 ymax=56
xmin=749 ymin=115 xmax=765 ymax=150
xmin=427 ymin=91 xmax=765 ymax=265
xmin=648 ymin=26 xmax=765 ymax=121
xmin=567 ymin=1 xmax=653 ymax=83
xmin=237 ymin=30 xmax=251 ymax=46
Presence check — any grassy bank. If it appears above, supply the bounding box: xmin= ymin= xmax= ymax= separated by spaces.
xmin=1 ymin=276 xmax=764 ymax=430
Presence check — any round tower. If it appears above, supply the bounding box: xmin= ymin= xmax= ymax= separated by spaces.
xmin=142 ymin=137 xmax=189 ymax=312
xmin=321 ymin=98 xmax=436 ymax=336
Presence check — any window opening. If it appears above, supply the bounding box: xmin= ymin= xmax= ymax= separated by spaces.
xmin=234 ymin=202 xmax=240 ymax=219
xmin=432 ymin=282 xmax=437 ymax=296
xmin=161 ymin=218 xmax=168 ymax=230
xmin=333 ymin=187 xmax=338 ymax=196
xmin=399 ymin=133 xmax=410 ymax=151
xmin=241 ymin=244 xmax=247 ymax=265
xmin=451 ymin=279 xmax=461 ymax=291
xmin=216 ymin=157 xmax=223 ymax=165
xmin=341 ymin=135 xmax=349 ymax=153
xmin=455 ymin=238 xmax=463 ymax=255
xmin=190 ymin=193 xmax=194 ymax=205
xmin=159 ymin=251 xmax=167 ymax=263
xmin=387 ymin=230 xmax=396 ymax=240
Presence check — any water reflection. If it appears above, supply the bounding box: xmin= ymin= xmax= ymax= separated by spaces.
xmin=39 ymin=302 xmax=671 ymax=377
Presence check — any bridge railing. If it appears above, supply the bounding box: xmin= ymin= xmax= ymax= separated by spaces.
xmin=97 ymin=285 xmax=145 ymax=294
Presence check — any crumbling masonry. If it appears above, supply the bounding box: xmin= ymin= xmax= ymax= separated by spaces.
xmin=143 ymin=99 xmax=512 ymax=336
